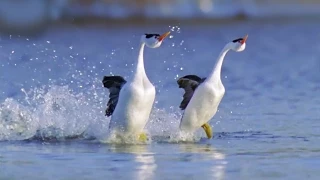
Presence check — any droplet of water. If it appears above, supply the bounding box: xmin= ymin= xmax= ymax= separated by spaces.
xmin=47 ymin=41 xmax=51 ymax=44
xmin=176 ymin=27 xmax=181 ymax=33
xmin=69 ymin=46 xmax=73 ymax=50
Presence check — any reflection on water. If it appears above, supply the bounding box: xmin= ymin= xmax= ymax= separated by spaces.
xmin=179 ymin=143 xmax=226 ymax=180
xmin=108 ymin=143 xmax=226 ymax=180
xmin=134 ymin=151 xmax=157 ymax=180
xmin=109 ymin=145 xmax=156 ymax=180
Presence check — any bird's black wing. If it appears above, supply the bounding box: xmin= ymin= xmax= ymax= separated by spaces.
xmin=102 ymin=76 xmax=127 ymax=116
xmin=177 ymin=75 xmax=206 ymax=110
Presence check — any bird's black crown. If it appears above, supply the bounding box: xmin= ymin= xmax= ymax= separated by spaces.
xmin=232 ymin=38 xmax=243 ymax=43
xmin=145 ymin=34 xmax=160 ymax=39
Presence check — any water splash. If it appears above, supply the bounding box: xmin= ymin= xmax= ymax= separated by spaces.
xmin=0 ymin=85 xmax=106 ymax=141
xmin=0 ymin=85 xmax=204 ymax=143
xmin=0 ymin=98 xmax=38 ymax=140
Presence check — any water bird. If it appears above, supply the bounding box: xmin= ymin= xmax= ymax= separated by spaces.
xmin=102 ymin=32 xmax=170 ymax=142
xmin=177 ymin=35 xmax=248 ymax=139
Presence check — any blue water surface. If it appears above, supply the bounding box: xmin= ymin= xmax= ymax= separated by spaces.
xmin=0 ymin=20 xmax=320 ymax=179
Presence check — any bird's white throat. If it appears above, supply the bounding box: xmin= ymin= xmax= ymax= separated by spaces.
xmin=207 ymin=46 xmax=230 ymax=83
xmin=132 ymin=43 xmax=146 ymax=81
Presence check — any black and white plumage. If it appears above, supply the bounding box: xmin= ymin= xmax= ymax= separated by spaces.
xmin=102 ymin=75 xmax=127 ymax=116
xmin=177 ymin=35 xmax=248 ymax=139
xmin=177 ymin=75 xmax=206 ymax=110
xmin=101 ymin=32 xmax=170 ymax=140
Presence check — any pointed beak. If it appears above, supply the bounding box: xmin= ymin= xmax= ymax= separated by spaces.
xmin=240 ymin=34 xmax=248 ymax=44
xmin=158 ymin=31 xmax=170 ymax=41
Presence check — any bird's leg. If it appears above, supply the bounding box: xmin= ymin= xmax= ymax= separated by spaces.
xmin=201 ymin=123 xmax=213 ymax=139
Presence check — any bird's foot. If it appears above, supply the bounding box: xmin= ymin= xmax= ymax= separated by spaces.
xmin=138 ymin=132 xmax=148 ymax=142
xmin=201 ymin=123 xmax=213 ymax=139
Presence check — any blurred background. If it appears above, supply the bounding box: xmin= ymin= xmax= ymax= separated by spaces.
xmin=0 ymin=0 xmax=320 ymax=35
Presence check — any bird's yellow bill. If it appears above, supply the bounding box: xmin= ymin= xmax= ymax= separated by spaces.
xmin=158 ymin=31 xmax=170 ymax=41
xmin=240 ymin=34 xmax=248 ymax=44
xmin=201 ymin=123 xmax=213 ymax=139
xmin=138 ymin=132 xmax=148 ymax=142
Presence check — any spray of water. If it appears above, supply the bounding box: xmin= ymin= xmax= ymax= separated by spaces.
xmin=0 ymin=84 xmax=205 ymax=143
xmin=0 ymin=25 xmax=210 ymax=144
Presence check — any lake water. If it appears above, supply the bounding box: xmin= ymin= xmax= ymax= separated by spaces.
xmin=0 ymin=20 xmax=320 ymax=179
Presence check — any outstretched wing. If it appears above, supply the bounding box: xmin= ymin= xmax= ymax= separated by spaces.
xmin=177 ymin=75 xmax=206 ymax=110
xmin=102 ymin=76 xmax=127 ymax=116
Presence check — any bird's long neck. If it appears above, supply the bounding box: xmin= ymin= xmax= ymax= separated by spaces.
xmin=207 ymin=46 xmax=230 ymax=83
xmin=133 ymin=42 xmax=146 ymax=80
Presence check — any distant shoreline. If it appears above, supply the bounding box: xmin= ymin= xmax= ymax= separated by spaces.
xmin=1 ymin=15 xmax=319 ymax=36
xmin=54 ymin=15 xmax=320 ymax=27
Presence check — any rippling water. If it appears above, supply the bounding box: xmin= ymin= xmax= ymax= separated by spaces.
xmin=0 ymin=20 xmax=320 ymax=179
